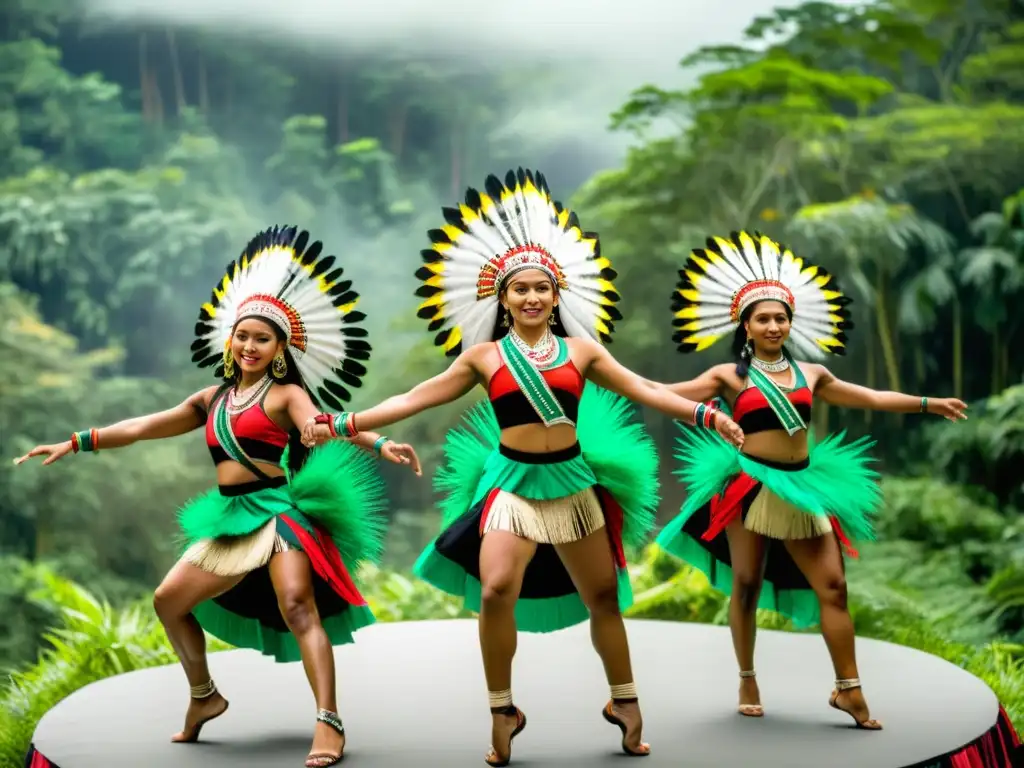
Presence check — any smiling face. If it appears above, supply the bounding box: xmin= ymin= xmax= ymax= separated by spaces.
xmin=501 ymin=269 xmax=559 ymax=331
xmin=230 ymin=317 xmax=285 ymax=377
xmin=743 ymin=300 xmax=792 ymax=358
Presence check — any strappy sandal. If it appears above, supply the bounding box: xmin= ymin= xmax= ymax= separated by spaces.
xmin=485 ymin=705 xmax=527 ymax=767
xmin=737 ymin=669 xmax=763 ymax=718
xmin=172 ymin=680 xmax=229 ymax=743
xmin=305 ymin=709 xmax=346 ymax=767
xmin=829 ymin=678 xmax=883 ymax=730
xmin=601 ymin=699 xmax=651 ymax=757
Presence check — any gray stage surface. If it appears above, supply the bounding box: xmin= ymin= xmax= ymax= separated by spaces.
xmin=32 ymin=619 xmax=999 ymax=768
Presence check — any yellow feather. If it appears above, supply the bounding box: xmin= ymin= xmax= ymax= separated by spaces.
xmin=441 ymin=224 xmax=462 ymax=241
xmin=423 ymin=261 xmax=444 ymax=275
xmin=443 ymin=326 xmax=462 ymax=352
xmin=691 ymin=254 xmax=711 ymax=272
xmin=737 ymin=231 xmax=757 ymax=251
xmin=417 ymin=294 xmax=445 ymax=310
xmin=828 ymin=313 xmax=844 ymax=323
xmin=479 ymin=194 xmax=495 ymax=213
xmin=595 ymin=256 xmax=611 ymax=270
xmin=201 ymin=302 xmax=217 ymax=317
xmin=595 ymin=318 xmax=610 ymax=335
xmin=337 ymin=299 xmax=359 ymax=314
xmin=685 ymin=334 xmax=725 ymax=352
xmin=557 ymin=209 xmax=569 ymax=228
xmin=597 ymin=278 xmax=616 ymax=293
xmin=814 ymin=275 xmax=831 ymax=287
xmin=459 ymin=203 xmax=479 ymax=222
xmin=823 ymin=289 xmax=842 ymax=300
xmin=680 ymin=289 xmax=700 ymax=302
xmin=677 ymin=320 xmax=702 ymax=331
xmin=674 ymin=306 xmax=699 ymax=319
xmin=684 ymin=269 xmax=703 ymax=284
xmin=433 ymin=241 xmax=452 ymax=255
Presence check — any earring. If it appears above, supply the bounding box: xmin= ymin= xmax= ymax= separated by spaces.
xmin=742 ymin=338 xmax=753 ymax=359
xmin=502 ymin=309 xmax=511 ymax=328
xmin=222 ymin=340 xmax=235 ymax=378
xmin=548 ymin=313 xmax=556 ymax=326
xmin=272 ymin=352 xmax=287 ymax=379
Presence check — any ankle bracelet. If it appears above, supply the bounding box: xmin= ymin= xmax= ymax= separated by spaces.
xmin=190 ymin=679 xmax=217 ymax=700
xmin=488 ymin=688 xmax=513 ymax=710
xmin=610 ymin=682 xmax=638 ymax=702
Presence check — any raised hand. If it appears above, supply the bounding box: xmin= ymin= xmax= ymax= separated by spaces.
xmin=13 ymin=441 xmax=74 ymax=467
xmin=381 ymin=441 xmax=423 ymax=477
xmin=714 ymin=412 xmax=745 ymax=449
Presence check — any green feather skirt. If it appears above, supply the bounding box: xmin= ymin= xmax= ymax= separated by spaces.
xmin=655 ymin=423 xmax=882 ymax=628
xmin=176 ymin=440 xmax=387 ymax=662
xmin=413 ymin=383 xmax=661 ymax=633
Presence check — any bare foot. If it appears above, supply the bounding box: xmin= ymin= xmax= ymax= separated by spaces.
xmin=609 ymin=700 xmax=651 ymax=756
xmin=171 ymin=692 xmax=229 ymax=743
xmin=738 ymin=676 xmax=763 ymax=717
xmin=485 ymin=708 xmax=524 ymax=766
xmin=305 ymin=719 xmax=346 ymax=767
xmin=830 ymin=686 xmax=882 ymax=730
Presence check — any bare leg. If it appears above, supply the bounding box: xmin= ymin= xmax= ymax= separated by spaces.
xmin=152 ymin=557 xmax=244 ymax=742
xmin=268 ymin=549 xmax=345 ymax=766
xmin=785 ymin=534 xmax=882 ymax=729
xmin=479 ymin=530 xmax=536 ymax=766
xmin=555 ymin=528 xmax=650 ymax=755
xmin=724 ymin=519 xmax=768 ymax=716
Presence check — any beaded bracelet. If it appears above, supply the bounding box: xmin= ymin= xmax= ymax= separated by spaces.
xmin=372 ymin=436 xmax=390 ymax=456
xmin=70 ymin=428 xmax=100 ymax=453
xmin=314 ymin=412 xmax=359 ymax=438
xmin=920 ymin=396 xmax=928 ymax=414
xmin=691 ymin=402 xmax=718 ymax=429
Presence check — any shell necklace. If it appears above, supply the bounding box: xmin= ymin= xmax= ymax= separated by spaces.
xmin=228 ymin=374 xmax=272 ymax=413
xmin=751 ymin=355 xmax=790 ymax=374
xmin=508 ymin=328 xmax=559 ymax=369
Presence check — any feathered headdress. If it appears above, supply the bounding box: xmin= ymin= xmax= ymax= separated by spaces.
xmin=670 ymin=230 xmax=853 ymax=359
xmin=414 ymin=168 xmax=622 ymax=356
xmin=190 ymin=225 xmax=371 ymax=409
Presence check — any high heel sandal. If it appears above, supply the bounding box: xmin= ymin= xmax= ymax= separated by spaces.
xmin=737 ymin=670 xmax=763 ymax=718
xmin=172 ymin=679 xmax=229 ymax=744
xmin=601 ymin=700 xmax=651 ymax=757
xmin=829 ymin=678 xmax=883 ymax=730
xmin=485 ymin=705 xmax=527 ymax=767
xmin=305 ymin=709 xmax=346 ymax=767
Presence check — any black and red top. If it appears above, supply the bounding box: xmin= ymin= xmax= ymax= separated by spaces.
xmin=206 ymin=392 xmax=290 ymax=467
xmin=731 ymin=370 xmax=812 ymax=436
xmin=487 ymin=359 xmax=585 ymax=429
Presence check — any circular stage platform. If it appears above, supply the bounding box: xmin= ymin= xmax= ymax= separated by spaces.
xmin=27 ymin=619 xmax=1020 ymax=768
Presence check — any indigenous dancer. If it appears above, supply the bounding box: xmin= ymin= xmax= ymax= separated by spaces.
xmin=301 ymin=169 xmax=745 ymax=765
xmin=654 ymin=230 xmax=967 ymax=730
xmin=14 ymin=225 xmax=421 ymax=768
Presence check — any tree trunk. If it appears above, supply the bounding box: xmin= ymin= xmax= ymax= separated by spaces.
xmin=991 ymin=325 xmax=1000 ymax=393
xmin=914 ymin=345 xmax=925 ymax=390
xmin=874 ymin=271 xmax=902 ymax=393
xmin=952 ymin=296 xmax=963 ymax=399
xmin=165 ymin=28 xmax=188 ymax=115
xmin=198 ymin=54 xmax=209 ymax=114
xmin=336 ymin=73 xmax=349 ymax=144
xmin=138 ymin=33 xmax=152 ymax=121
xmin=450 ymin=119 xmax=461 ymax=199
xmin=388 ymin=101 xmax=408 ymax=161
xmin=148 ymin=68 xmax=165 ymax=126
xmin=865 ymin=323 xmax=876 ymax=427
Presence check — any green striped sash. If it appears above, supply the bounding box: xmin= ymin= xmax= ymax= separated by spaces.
xmin=497 ymin=334 xmax=575 ymax=428
xmin=211 ymin=387 xmax=274 ymax=480
xmin=746 ymin=363 xmax=808 ymax=436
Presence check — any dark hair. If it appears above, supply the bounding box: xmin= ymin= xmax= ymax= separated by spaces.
xmin=224 ymin=316 xmax=310 ymax=476
xmin=489 ymin=273 xmax=566 ymax=340
xmin=731 ymin=300 xmax=794 ymax=378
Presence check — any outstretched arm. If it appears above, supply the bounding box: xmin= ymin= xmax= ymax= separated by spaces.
xmin=662 ymin=365 xmax=728 ymax=403
xmin=283 ymin=385 xmax=423 ymax=475
xmin=813 ymin=365 xmax=968 ymax=420
xmin=14 ymin=386 xmax=216 ymax=467
xmin=302 ymin=350 xmax=479 ymax=444
xmin=583 ymin=340 xmax=744 ymax=447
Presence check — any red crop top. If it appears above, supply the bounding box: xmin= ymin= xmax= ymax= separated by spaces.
xmin=206 ymin=395 xmax=290 ymax=467
xmin=488 ymin=361 xmax=585 ymax=429
xmin=732 ymin=381 xmax=812 ymax=435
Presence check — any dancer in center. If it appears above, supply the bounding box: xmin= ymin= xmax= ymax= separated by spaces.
xmin=301 ymin=168 xmax=745 ymax=765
